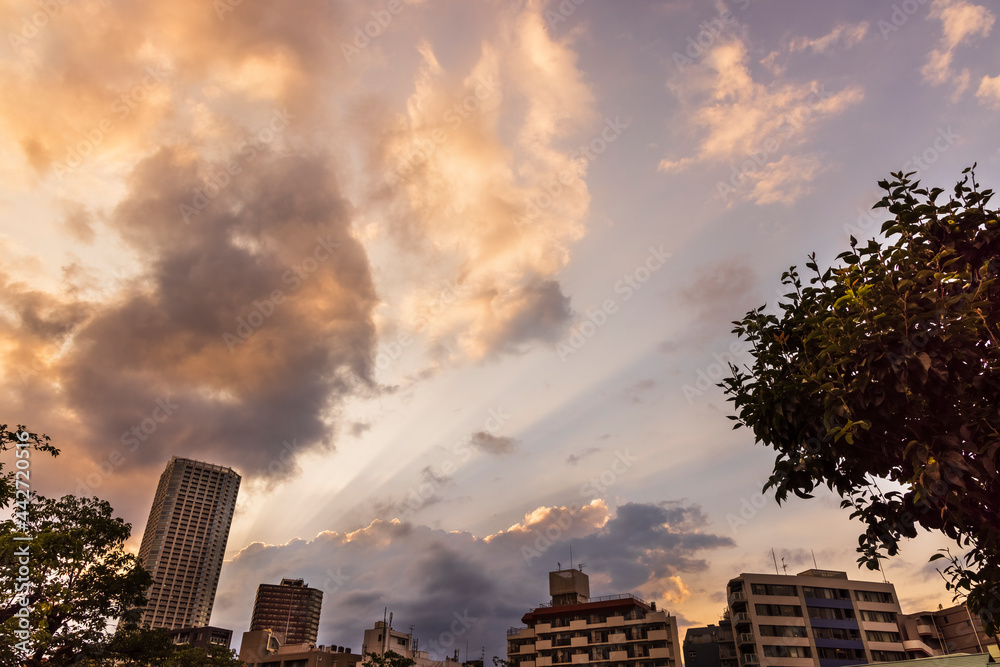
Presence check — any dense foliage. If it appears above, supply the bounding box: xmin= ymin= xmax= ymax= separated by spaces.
xmin=722 ymin=168 xmax=1000 ymax=634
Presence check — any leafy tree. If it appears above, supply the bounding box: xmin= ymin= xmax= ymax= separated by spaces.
xmin=0 ymin=423 xmax=58 ymax=508
xmin=162 ymin=644 xmax=243 ymax=666
xmin=0 ymin=494 xmax=153 ymax=665
xmin=722 ymin=168 xmax=1000 ymax=634
xmin=366 ymin=650 xmax=418 ymax=667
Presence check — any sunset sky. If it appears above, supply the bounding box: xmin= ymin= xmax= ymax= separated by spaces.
xmin=2 ymin=0 xmax=999 ymax=658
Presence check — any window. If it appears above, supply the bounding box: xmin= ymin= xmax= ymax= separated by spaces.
xmin=856 ymin=590 xmax=895 ymax=604
xmin=861 ymin=610 xmax=897 ymax=623
xmin=816 ymin=648 xmax=865 ymax=660
xmin=751 ymin=584 xmax=798 ymax=597
xmin=763 ymin=646 xmax=811 ymax=658
xmin=755 ymin=604 xmax=802 ymax=617
xmin=866 ymin=631 xmax=901 ymax=643
xmin=803 ymin=587 xmax=851 ymax=600
xmin=758 ymin=625 xmax=808 ymax=638
xmin=870 ymin=651 xmax=907 ymax=662
xmin=813 ymin=627 xmax=860 ymax=641
xmin=808 ymin=607 xmax=855 ymax=621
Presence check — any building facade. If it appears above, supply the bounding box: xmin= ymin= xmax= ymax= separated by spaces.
xmin=250 ymin=578 xmax=324 ymax=646
xmin=685 ymin=619 xmax=737 ymax=667
xmin=507 ymin=568 xmax=681 ymax=667
xmin=168 ymin=625 xmax=233 ymax=649
xmin=137 ymin=457 xmax=241 ymax=629
xmin=726 ymin=569 xmax=908 ymax=667
xmin=898 ymin=604 xmax=997 ymax=658
xmin=240 ymin=629 xmax=362 ymax=667
xmin=361 ymin=620 xmax=463 ymax=667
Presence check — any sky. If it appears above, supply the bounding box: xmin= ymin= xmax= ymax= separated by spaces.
xmin=2 ymin=0 xmax=999 ymax=659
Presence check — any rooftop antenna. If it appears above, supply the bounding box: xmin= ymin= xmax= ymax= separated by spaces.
xmin=579 ymin=562 xmax=585 ymax=572
xmin=811 ymin=549 xmax=818 ymax=569
xmin=557 ymin=561 xmax=561 ymax=571
xmin=781 ymin=557 xmax=788 ymax=575
xmin=570 ymin=545 xmax=573 ymax=569
xmin=771 ymin=549 xmax=779 ymax=575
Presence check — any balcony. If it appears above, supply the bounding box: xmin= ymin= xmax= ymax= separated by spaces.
xmin=536 ymin=640 xmax=552 ymax=651
xmin=738 ymin=633 xmax=755 ymax=646
xmin=609 ymin=651 xmax=628 ymax=660
xmin=649 ymin=647 xmax=672 ymax=659
xmin=647 ymin=629 xmax=669 ymax=641
xmin=730 ymin=591 xmax=748 ymax=605
xmin=609 ymin=633 xmax=627 ymax=644
xmin=571 ymin=655 xmax=589 ymax=664
xmin=739 ymin=654 xmax=759 ymax=667
xmin=734 ymin=613 xmax=751 ymax=625
xmin=571 ymin=637 xmax=588 ymax=648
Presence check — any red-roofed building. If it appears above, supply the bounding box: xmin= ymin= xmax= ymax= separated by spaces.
xmin=507 ymin=568 xmax=680 ymax=667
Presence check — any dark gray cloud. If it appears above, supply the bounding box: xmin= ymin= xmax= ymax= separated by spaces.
xmin=27 ymin=147 xmax=378 ymax=484
xmin=215 ymin=500 xmax=735 ymax=658
xmin=469 ymin=431 xmax=517 ymax=457
xmin=566 ymin=446 xmax=601 ymax=465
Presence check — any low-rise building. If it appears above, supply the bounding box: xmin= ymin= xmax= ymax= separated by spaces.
xmin=506 ymin=567 xmax=681 ymax=667
xmin=898 ymin=604 xmax=996 ymax=658
xmin=239 ymin=628 xmax=362 ymax=667
xmin=361 ymin=619 xmax=463 ymax=667
xmin=168 ymin=625 xmax=233 ymax=649
xmin=726 ymin=569 xmax=909 ymax=667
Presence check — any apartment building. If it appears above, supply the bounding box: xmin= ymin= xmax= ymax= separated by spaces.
xmin=361 ymin=620 xmax=463 ymax=667
xmin=506 ymin=568 xmax=681 ymax=667
xmin=240 ymin=629 xmax=362 ymax=667
xmin=250 ymin=578 xmax=324 ymax=646
xmin=137 ymin=457 xmax=241 ymax=629
xmin=726 ymin=569 xmax=908 ymax=667
xmin=684 ymin=619 xmax=738 ymax=667
xmin=898 ymin=604 xmax=997 ymax=658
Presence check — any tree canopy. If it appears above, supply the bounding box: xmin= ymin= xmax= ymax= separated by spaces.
xmin=0 ymin=423 xmax=58 ymax=509
xmin=722 ymin=167 xmax=1000 ymax=634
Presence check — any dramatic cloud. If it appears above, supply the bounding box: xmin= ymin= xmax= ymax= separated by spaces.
xmin=470 ymin=431 xmax=518 ymax=457
xmin=367 ymin=1 xmax=595 ymax=363
xmin=659 ymin=34 xmax=863 ymax=204
xmin=214 ymin=500 xmax=733 ymax=657
xmin=921 ymin=0 xmax=994 ymax=95
xmin=789 ymin=22 xmax=869 ymax=54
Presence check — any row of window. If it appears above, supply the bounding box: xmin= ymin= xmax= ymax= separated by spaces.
xmin=741 ymin=585 xmax=895 ymax=604
xmin=752 ymin=605 xmax=897 ymax=624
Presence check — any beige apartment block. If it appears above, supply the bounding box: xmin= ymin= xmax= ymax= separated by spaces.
xmin=240 ymin=629 xmax=363 ymax=667
xmin=137 ymin=457 xmax=241 ymax=629
xmin=898 ymin=604 xmax=998 ymax=658
xmin=507 ymin=568 xmax=681 ymax=667
xmin=726 ymin=569 xmax=908 ymax=667
xmin=361 ymin=620 xmax=463 ymax=667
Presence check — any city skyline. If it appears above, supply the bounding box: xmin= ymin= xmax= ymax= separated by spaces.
xmin=2 ymin=0 xmax=999 ymax=660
